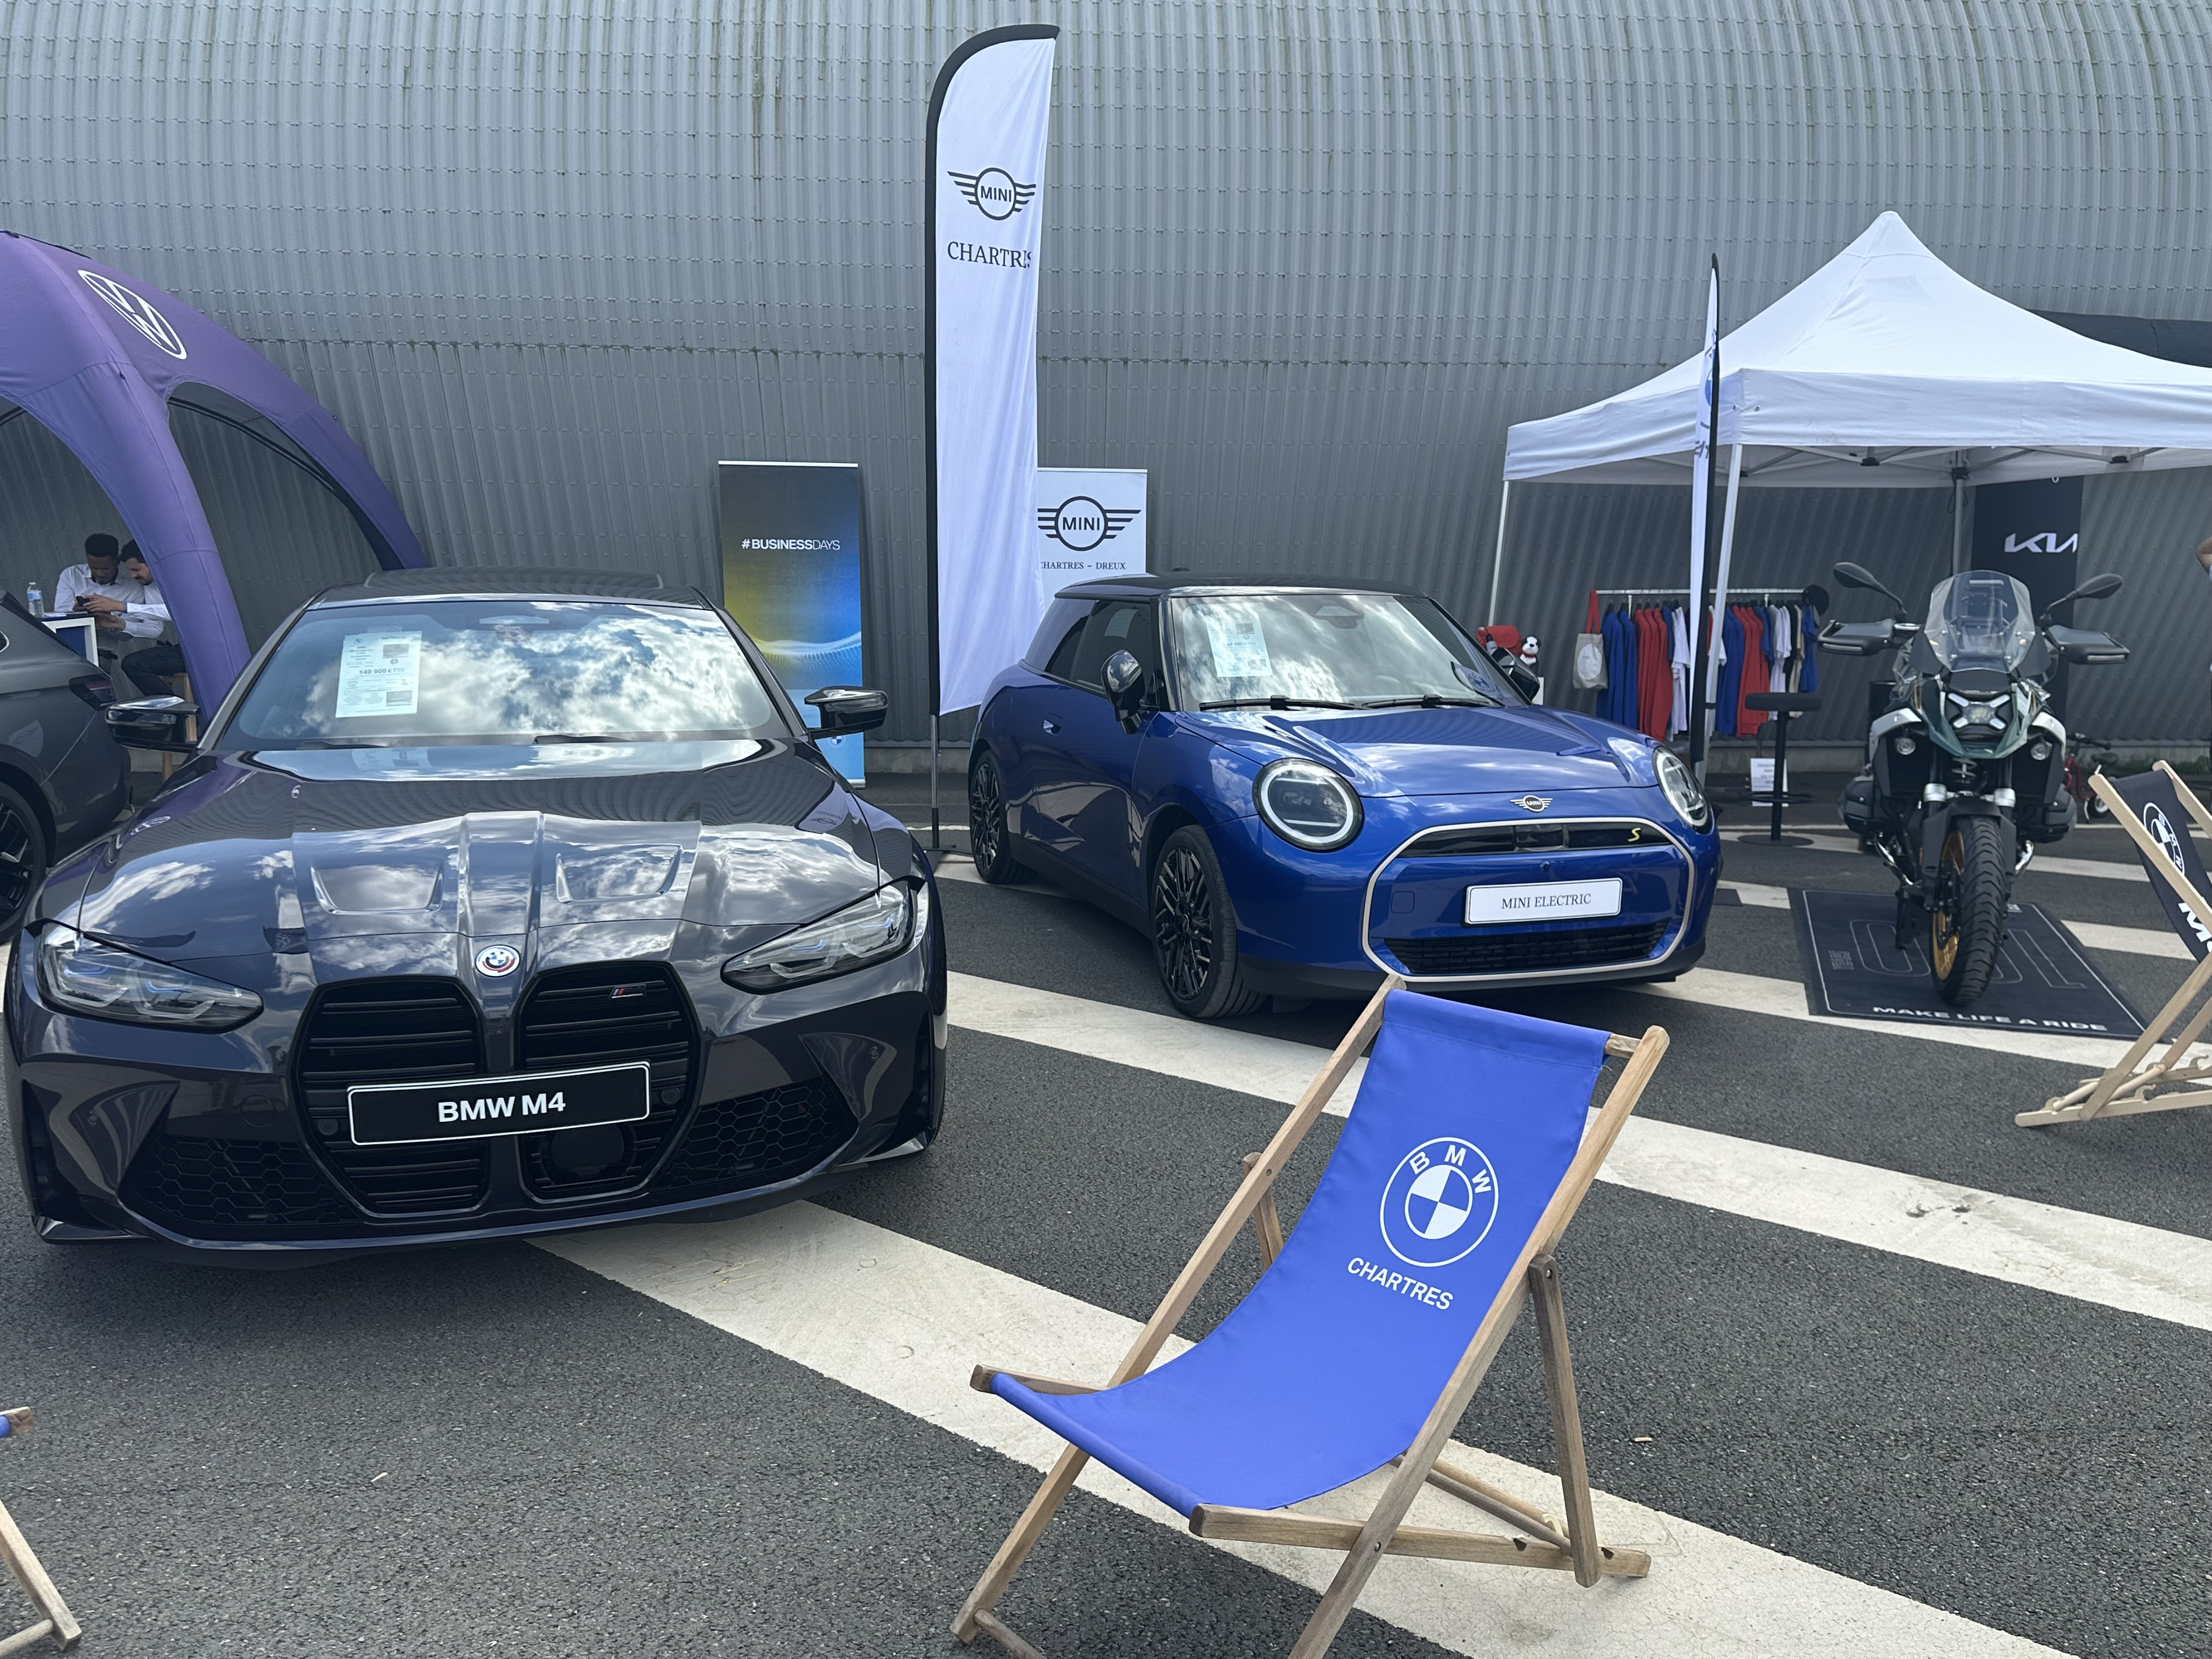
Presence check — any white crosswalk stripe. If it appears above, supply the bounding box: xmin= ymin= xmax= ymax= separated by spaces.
xmin=542 ymin=1203 xmax=2063 ymax=1659
xmin=948 ymin=973 xmax=2212 ymax=1330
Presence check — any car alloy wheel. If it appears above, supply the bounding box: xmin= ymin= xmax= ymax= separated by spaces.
xmin=1153 ymin=843 xmax=1213 ymax=1003
xmin=968 ymin=751 xmax=1029 ymax=884
xmin=1150 ymin=825 xmax=1265 ymax=1020
xmin=0 ymin=782 xmax=49 ymax=936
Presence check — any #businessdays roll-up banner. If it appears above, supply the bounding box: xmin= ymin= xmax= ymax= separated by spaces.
xmin=718 ymin=460 xmax=866 ymax=782
xmin=927 ymin=24 xmax=1059 ymax=714
xmin=1036 ymin=467 xmax=1147 ymax=602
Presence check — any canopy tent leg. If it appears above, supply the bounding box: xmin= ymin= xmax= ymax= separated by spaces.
xmin=1951 ymin=461 xmax=1970 ymax=573
xmin=1695 ymin=446 xmax=1744 ymax=785
xmin=1485 ymin=481 xmax=1513 ymax=624
xmin=930 ymin=715 xmax=943 ymax=853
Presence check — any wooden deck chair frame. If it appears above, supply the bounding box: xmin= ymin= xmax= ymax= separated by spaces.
xmin=952 ymin=975 xmax=1669 ymax=1659
xmin=2019 ymin=761 xmax=2212 ymax=1128
xmin=0 ymin=1409 xmax=82 ymax=1655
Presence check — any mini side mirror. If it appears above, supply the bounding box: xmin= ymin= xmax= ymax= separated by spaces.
xmin=1102 ymin=650 xmax=1147 ymax=732
xmin=804 ymin=685 xmax=888 ymax=738
xmin=105 ymin=696 xmax=198 ymax=752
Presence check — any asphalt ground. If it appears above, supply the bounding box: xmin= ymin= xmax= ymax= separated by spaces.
xmin=3 ymin=774 xmax=2208 ymax=1657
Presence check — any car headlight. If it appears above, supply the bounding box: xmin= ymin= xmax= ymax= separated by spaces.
xmin=36 ymin=924 xmax=262 ymax=1030
xmin=1654 ymin=747 xmax=1711 ymax=830
xmin=1254 ymin=759 xmax=1363 ymax=851
xmin=722 ymin=883 xmax=921 ymax=992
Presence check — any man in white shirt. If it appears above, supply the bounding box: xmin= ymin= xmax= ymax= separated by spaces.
xmin=53 ymin=534 xmax=146 ymax=652
xmin=77 ymin=545 xmax=185 ymax=697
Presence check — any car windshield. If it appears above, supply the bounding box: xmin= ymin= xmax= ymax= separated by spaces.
xmin=1922 ymin=571 xmax=2036 ymax=671
xmin=215 ymin=599 xmax=790 ymax=749
xmin=1165 ymin=591 xmax=1515 ymax=710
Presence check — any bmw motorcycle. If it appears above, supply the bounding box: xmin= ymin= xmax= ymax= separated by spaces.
xmin=1818 ymin=562 xmax=2129 ymax=1005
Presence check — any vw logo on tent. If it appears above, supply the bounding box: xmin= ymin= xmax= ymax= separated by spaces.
xmin=78 ymin=270 xmax=189 ymax=360
xmin=1378 ymin=1137 xmax=1499 ymax=1268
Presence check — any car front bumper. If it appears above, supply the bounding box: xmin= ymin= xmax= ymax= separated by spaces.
xmin=7 ymin=922 xmax=946 ymax=1260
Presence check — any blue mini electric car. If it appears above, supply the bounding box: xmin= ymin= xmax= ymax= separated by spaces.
xmin=968 ymin=576 xmax=1721 ymax=1018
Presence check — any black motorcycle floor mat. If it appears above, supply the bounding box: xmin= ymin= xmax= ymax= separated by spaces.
xmin=1790 ymin=887 xmax=2146 ymax=1039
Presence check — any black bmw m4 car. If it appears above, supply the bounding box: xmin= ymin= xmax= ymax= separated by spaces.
xmin=5 ymin=569 xmax=944 ymax=1259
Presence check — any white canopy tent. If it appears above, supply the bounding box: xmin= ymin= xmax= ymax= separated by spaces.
xmin=1493 ymin=212 xmax=2212 ymax=693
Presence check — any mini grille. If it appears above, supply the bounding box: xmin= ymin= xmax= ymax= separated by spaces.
xmin=296 ymin=979 xmax=490 ymax=1215
xmin=515 ymin=963 xmax=697 ymax=1200
xmin=1385 ymin=920 xmax=1670 ymax=977
xmin=122 ymin=1131 xmax=354 ymax=1234
xmin=655 ymin=1080 xmax=855 ymax=1196
xmin=1401 ymin=822 xmax=1662 ymax=857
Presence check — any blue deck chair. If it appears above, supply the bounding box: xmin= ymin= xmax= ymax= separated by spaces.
xmin=953 ymin=980 xmax=1668 ymax=1659
xmin=0 ymin=1406 xmax=83 ymax=1652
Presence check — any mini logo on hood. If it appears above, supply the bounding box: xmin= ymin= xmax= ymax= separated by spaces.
xmin=1511 ymin=795 xmax=1552 ymax=812
xmin=474 ymin=944 xmax=521 ymax=978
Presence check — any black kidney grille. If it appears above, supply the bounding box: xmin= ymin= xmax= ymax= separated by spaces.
xmin=516 ymin=963 xmax=697 ymax=1200
xmin=655 ymin=1080 xmax=855 ymax=1197
xmin=1385 ymin=920 xmax=1671 ymax=977
xmin=296 ymin=978 xmax=490 ymax=1215
xmin=122 ymin=1131 xmax=356 ymax=1235
xmin=1403 ymin=822 xmax=1662 ymax=857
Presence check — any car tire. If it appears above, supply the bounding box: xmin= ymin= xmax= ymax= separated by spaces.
xmin=968 ymin=750 xmax=1031 ymax=884
xmin=1151 ymin=824 xmax=1264 ymax=1020
xmin=0 ymin=782 xmax=48 ymax=938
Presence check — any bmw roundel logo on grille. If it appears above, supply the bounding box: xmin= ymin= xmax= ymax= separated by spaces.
xmin=473 ymin=944 xmax=521 ymax=978
xmin=1379 ymin=1137 xmax=1499 ymax=1268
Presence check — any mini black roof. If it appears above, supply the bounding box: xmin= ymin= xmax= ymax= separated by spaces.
xmin=1053 ymin=572 xmax=1436 ymax=601
xmin=315 ymin=567 xmax=696 ymax=604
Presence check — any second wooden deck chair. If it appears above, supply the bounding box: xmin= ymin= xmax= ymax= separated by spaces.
xmin=954 ymin=980 xmax=1668 ymax=1658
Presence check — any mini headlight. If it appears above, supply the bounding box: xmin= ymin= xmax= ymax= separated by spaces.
xmin=36 ymin=924 xmax=262 ymax=1030
xmin=1654 ymin=747 xmax=1711 ymax=830
xmin=722 ymin=883 xmax=919 ymax=992
xmin=1254 ymin=759 xmax=1363 ymax=851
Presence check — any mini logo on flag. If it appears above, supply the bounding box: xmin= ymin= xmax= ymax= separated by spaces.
xmin=949 ymin=167 xmax=1037 ymax=221
xmin=1379 ymin=1137 xmax=1499 ymax=1268
xmin=1037 ymin=496 xmax=1138 ymax=553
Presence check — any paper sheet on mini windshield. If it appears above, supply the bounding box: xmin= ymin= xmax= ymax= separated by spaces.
xmin=1204 ymin=612 xmax=1272 ymax=679
xmin=334 ymin=631 xmax=421 ymax=718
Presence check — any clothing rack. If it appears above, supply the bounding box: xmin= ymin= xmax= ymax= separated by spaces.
xmin=1591 ymin=587 xmax=1812 ymax=603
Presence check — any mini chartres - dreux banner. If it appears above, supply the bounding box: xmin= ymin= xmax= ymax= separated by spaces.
xmin=927 ymin=24 xmax=1060 ymax=715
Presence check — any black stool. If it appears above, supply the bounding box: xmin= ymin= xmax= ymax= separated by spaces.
xmin=1744 ymin=691 xmax=1821 ymax=843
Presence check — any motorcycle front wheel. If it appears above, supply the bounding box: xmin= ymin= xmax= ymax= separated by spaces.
xmin=1931 ymin=816 xmax=2006 ymax=1005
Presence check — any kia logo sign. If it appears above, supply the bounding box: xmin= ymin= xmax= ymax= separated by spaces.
xmin=950 ymin=167 xmax=1036 ymax=221
xmin=78 ymin=270 xmax=189 ymax=359
xmin=2001 ymin=532 xmax=2079 ymax=555
xmin=1037 ymin=496 xmax=1138 ymax=553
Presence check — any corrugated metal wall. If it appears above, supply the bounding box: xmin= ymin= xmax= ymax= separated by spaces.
xmin=2 ymin=1 xmax=2208 ymax=743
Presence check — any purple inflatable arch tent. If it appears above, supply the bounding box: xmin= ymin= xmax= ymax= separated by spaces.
xmin=0 ymin=232 xmax=424 ymax=697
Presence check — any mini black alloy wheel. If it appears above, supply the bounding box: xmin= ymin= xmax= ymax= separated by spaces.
xmin=968 ymin=751 xmax=1029 ymax=884
xmin=1150 ymin=825 xmax=1263 ymax=1020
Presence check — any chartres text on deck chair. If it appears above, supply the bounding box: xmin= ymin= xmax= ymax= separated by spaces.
xmin=953 ymin=977 xmax=1668 ymax=1658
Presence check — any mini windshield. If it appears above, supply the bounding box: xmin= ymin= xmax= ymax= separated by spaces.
xmin=1166 ymin=591 xmax=1516 ymax=710
xmin=216 ymin=599 xmax=789 ymax=749
xmin=1922 ymin=571 xmax=2036 ymax=671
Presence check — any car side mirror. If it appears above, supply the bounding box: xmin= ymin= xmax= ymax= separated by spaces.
xmin=804 ymin=685 xmax=888 ymax=738
xmin=105 ymin=696 xmax=198 ymax=752
xmin=1479 ymin=641 xmax=1541 ymax=702
xmin=1102 ymin=650 xmax=1148 ymax=732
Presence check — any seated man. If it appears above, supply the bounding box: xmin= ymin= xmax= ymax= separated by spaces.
xmin=76 ymin=545 xmax=183 ymax=698
xmin=54 ymin=533 xmax=138 ymax=662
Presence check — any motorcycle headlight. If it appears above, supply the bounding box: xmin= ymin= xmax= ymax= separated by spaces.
xmin=36 ymin=924 xmax=262 ymax=1031
xmin=1254 ymin=759 xmax=1363 ymax=851
xmin=722 ymin=883 xmax=921 ymax=992
xmin=1654 ymin=747 xmax=1711 ymax=830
